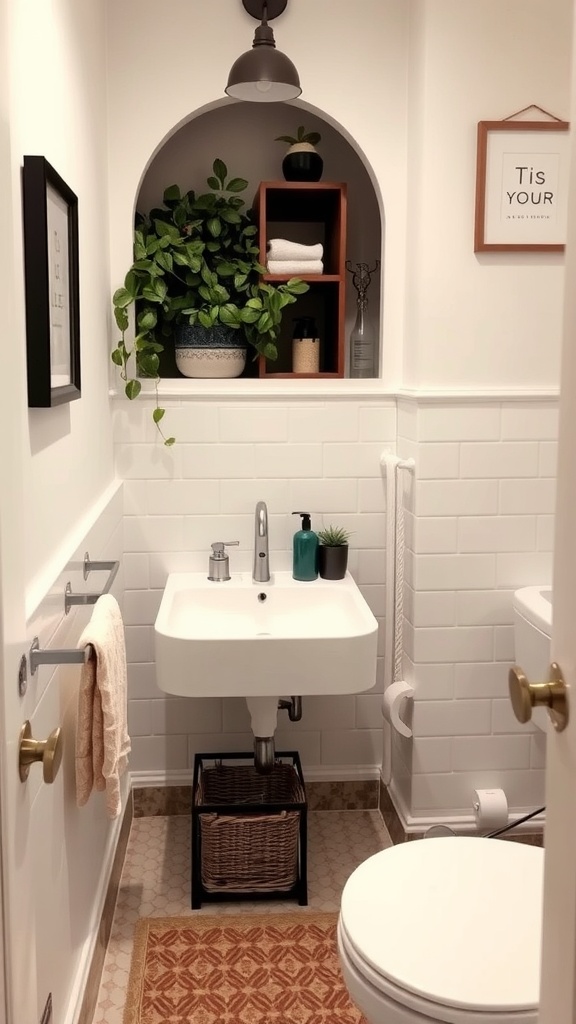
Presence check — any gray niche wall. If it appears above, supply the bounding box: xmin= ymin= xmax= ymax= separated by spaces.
xmin=138 ymin=101 xmax=382 ymax=363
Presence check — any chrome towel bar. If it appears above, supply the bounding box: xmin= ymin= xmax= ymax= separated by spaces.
xmin=28 ymin=551 xmax=119 ymax=674
xmin=29 ymin=637 xmax=95 ymax=675
xmin=65 ymin=552 xmax=119 ymax=614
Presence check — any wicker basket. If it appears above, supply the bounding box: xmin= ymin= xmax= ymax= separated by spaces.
xmin=196 ymin=762 xmax=306 ymax=894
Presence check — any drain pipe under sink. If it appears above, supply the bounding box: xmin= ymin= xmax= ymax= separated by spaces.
xmin=278 ymin=696 xmax=302 ymax=722
xmin=247 ymin=696 xmax=303 ymax=773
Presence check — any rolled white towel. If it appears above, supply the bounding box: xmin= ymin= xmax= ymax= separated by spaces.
xmin=267 ymin=259 xmax=324 ymax=275
xmin=267 ymin=238 xmax=324 ymax=261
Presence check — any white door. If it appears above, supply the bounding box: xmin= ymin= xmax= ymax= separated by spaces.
xmin=0 ymin=0 xmax=40 ymax=1019
xmin=537 ymin=5 xmax=576 ymax=1020
xmin=0 ymin=595 xmax=8 ymax=1024
xmin=0 ymin=604 xmax=6 ymax=1024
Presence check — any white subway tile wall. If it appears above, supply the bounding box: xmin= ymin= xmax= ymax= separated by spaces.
xmin=115 ymin=399 xmax=395 ymax=779
xmin=398 ymin=398 xmax=557 ymax=815
xmin=115 ymin=395 xmax=557 ymax=820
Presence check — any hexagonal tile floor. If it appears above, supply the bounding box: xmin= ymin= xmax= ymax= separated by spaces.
xmin=91 ymin=810 xmax=392 ymax=1023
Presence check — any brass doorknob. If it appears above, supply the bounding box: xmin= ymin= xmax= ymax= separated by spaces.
xmin=508 ymin=663 xmax=569 ymax=732
xmin=18 ymin=720 xmax=63 ymax=783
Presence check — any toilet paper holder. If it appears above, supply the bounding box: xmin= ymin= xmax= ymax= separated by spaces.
xmin=383 ymin=681 xmax=414 ymax=738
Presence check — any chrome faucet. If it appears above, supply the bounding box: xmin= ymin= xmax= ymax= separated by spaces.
xmin=253 ymin=500 xmax=270 ymax=583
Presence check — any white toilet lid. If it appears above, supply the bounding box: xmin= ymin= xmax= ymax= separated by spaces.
xmin=340 ymin=837 xmax=543 ymax=1013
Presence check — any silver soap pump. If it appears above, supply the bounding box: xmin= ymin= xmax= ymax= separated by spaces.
xmin=207 ymin=541 xmax=239 ymax=582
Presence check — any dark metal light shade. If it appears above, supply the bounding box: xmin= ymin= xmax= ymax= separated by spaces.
xmin=225 ymin=6 xmax=301 ymax=102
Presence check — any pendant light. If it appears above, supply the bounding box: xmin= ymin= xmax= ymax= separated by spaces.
xmin=225 ymin=0 xmax=301 ymax=102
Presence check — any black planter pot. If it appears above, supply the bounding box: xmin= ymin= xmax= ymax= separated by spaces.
xmin=318 ymin=545 xmax=348 ymax=580
xmin=282 ymin=145 xmax=324 ymax=183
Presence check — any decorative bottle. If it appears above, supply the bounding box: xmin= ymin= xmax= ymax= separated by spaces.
xmin=346 ymin=260 xmax=380 ymax=379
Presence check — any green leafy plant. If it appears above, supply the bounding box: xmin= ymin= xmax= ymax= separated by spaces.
xmin=111 ymin=159 xmax=309 ymax=445
xmin=317 ymin=525 xmax=352 ymax=547
xmin=275 ymin=125 xmax=321 ymax=147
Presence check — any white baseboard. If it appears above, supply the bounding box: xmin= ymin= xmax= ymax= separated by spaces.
xmin=385 ymin=776 xmax=545 ymax=835
xmin=298 ymin=765 xmax=380 ymax=783
xmin=131 ymin=769 xmax=194 ymax=788
xmin=130 ymin=770 xmax=544 ymax=831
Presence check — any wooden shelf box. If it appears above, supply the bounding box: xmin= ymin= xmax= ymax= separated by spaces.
xmin=254 ymin=181 xmax=347 ymax=378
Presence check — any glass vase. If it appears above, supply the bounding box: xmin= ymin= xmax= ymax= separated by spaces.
xmin=349 ymin=297 xmax=376 ymax=378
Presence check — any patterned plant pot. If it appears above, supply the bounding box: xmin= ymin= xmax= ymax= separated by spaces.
xmin=282 ymin=143 xmax=324 ymax=183
xmin=175 ymin=325 xmax=247 ymax=379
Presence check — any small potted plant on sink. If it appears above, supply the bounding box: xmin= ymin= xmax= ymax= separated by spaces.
xmin=275 ymin=125 xmax=323 ymax=182
xmin=317 ymin=525 xmax=352 ymax=580
xmin=111 ymin=159 xmax=309 ymax=444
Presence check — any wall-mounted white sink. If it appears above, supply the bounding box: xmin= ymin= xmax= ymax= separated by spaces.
xmin=154 ymin=571 xmax=378 ymax=698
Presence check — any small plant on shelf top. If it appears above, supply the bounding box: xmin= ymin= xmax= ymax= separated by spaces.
xmin=275 ymin=126 xmax=324 ymax=183
xmin=111 ymin=159 xmax=309 ymax=445
xmin=317 ymin=525 xmax=352 ymax=547
xmin=274 ymin=125 xmax=322 ymax=147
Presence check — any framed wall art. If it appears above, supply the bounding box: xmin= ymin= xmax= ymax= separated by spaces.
xmin=22 ymin=155 xmax=81 ymax=406
xmin=474 ymin=118 xmax=570 ymax=253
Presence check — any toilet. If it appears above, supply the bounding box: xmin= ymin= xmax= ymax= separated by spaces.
xmin=338 ymin=836 xmax=544 ymax=1024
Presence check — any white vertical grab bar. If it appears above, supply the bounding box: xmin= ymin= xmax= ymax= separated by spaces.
xmin=380 ymin=451 xmax=415 ymax=783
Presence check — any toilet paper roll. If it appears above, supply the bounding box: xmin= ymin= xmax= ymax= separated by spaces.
xmin=382 ymin=680 xmax=414 ymax=738
xmin=473 ymin=788 xmax=508 ymax=830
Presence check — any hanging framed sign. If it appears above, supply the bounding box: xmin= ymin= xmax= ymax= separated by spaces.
xmin=474 ymin=117 xmax=570 ymax=252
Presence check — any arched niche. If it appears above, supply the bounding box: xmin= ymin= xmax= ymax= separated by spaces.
xmin=134 ymin=101 xmax=383 ymax=377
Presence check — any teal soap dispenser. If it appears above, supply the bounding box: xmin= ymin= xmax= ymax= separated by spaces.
xmin=292 ymin=512 xmax=319 ymax=581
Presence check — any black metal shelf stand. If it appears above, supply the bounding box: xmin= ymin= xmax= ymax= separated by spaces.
xmin=191 ymin=750 xmax=308 ymax=910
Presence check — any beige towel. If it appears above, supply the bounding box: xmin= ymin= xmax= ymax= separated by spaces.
xmin=76 ymin=594 xmax=131 ymax=818
xmin=267 ymin=238 xmax=324 ymax=261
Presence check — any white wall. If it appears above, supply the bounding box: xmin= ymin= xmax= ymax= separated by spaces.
xmin=395 ymin=398 xmax=554 ymax=824
xmin=118 ymin=398 xmax=394 ymax=779
xmin=105 ymin=0 xmax=411 ymax=787
xmin=137 ymin=102 xmax=382 ymax=350
xmin=106 ymin=0 xmax=572 ymax=389
xmin=8 ymin=0 xmax=115 ymax=598
xmin=394 ymin=0 xmax=570 ymax=823
xmin=0 ymin=1 xmax=118 ymax=1022
xmin=0 ymin=2 xmax=569 ymax=1019
xmin=107 ymin=0 xmax=570 ymax=824
xmin=105 ymin=0 xmax=410 ymax=389
xmin=404 ymin=0 xmax=572 ymax=388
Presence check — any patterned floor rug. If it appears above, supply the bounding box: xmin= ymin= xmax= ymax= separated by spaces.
xmin=123 ymin=911 xmax=366 ymax=1024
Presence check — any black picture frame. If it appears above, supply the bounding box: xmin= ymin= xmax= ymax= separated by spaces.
xmin=22 ymin=156 xmax=81 ymax=406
